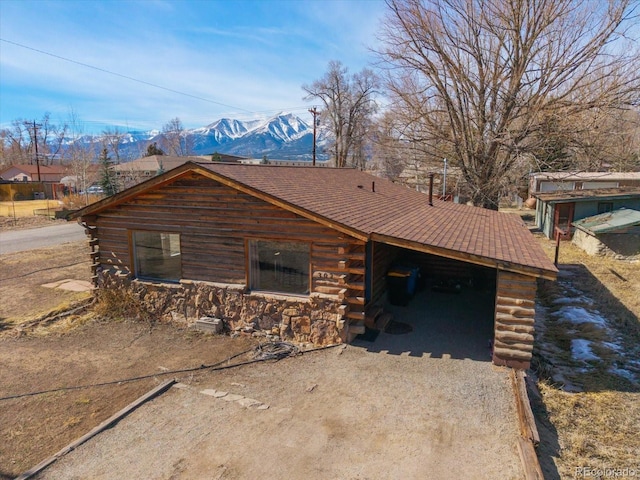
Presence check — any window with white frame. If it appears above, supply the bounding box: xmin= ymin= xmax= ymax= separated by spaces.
xmin=132 ymin=231 xmax=181 ymax=281
xmin=249 ymin=239 xmax=310 ymax=295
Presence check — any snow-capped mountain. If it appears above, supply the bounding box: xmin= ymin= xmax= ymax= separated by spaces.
xmin=65 ymin=113 xmax=329 ymax=161
xmin=184 ymin=112 xmax=323 ymax=159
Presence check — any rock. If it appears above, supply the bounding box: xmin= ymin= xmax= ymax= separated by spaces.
xmin=222 ymin=394 xmax=245 ymax=402
xmin=200 ymin=389 xmax=219 ymax=396
xmin=237 ymin=398 xmax=262 ymax=408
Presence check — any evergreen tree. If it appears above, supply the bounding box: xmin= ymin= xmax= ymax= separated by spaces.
xmin=145 ymin=142 xmax=165 ymax=156
xmin=99 ymin=148 xmax=118 ymax=196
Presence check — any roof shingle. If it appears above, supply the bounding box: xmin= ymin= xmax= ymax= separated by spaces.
xmin=194 ymin=163 xmax=556 ymax=277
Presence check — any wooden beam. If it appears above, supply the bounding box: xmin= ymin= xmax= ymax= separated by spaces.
xmin=493 ymin=346 xmax=532 ymax=362
xmin=496 ymin=296 xmax=535 ymax=308
xmin=494 ymin=330 xmax=533 ymax=344
xmin=495 ymin=313 xmax=536 ymax=326
xmin=192 ymin=167 xmax=369 ymax=242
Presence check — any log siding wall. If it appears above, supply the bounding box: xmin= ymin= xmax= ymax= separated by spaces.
xmin=492 ymin=271 xmax=537 ymax=369
xmin=370 ymin=242 xmax=400 ymax=304
xmin=86 ymin=172 xmax=366 ymax=342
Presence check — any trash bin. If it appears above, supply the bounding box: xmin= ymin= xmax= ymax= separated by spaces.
xmin=388 ymin=270 xmax=411 ymax=306
xmin=387 ymin=265 xmax=420 ymax=305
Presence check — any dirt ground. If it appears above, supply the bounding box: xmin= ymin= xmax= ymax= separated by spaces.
xmin=0 ymin=240 xmax=91 ymax=326
xmin=0 ymin=321 xmax=256 ymax=479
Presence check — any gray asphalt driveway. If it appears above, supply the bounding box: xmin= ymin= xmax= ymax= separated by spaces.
xmin=0 ymin=223 xmax=85 ymax=254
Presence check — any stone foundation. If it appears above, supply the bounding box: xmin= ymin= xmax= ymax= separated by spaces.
xmin=572 ymin=228 xmax=640 ymax=259
xmin=98 ymin=273 xmax=345 ymax=345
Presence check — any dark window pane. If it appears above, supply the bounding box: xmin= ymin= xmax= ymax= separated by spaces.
xmin=597 ymin=202 xmax=613 ymax=214
xmin=133 ymin=231 xmax=181 ymax=281
xmin=250 ymin=240 xmax=309 ymax=295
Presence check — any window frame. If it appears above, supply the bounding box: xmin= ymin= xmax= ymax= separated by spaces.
xmin=131 ymin=230 xmax=182 ymax=283
xmin=247 ymin=238 xmax=311 ymax=297
xmin=597 ymin=202 xmax=614 ymax=214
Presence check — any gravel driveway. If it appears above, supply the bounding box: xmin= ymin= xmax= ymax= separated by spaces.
xmin=36 ymin=340 xmax=523 ymax=479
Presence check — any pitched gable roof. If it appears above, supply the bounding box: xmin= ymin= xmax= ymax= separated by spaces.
xmin=0 ymin=164 xmax=69 ymax=176
xmin=70 ymin=162 xmax=557 ymax=279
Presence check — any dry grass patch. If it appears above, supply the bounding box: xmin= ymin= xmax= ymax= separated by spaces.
xmin=538 ymin=382 xmax=640 ymax=478
xmin=538 ymin=237 xmax=640 ymax=333
xmin=533 ymin=234 xmax=640 ymax=477
xmin=93 ymin=287 xmax=147 ymax=321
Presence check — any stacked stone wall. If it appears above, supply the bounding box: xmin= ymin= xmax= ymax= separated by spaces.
xmin=98 ymin=273 xmax=345 ymax=345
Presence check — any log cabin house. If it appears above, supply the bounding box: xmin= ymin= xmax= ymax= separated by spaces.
xmin=69 ymin=162 xmax=557 ymax=369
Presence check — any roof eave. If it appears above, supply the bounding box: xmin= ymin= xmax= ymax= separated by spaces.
xmin=371 ymin=233 xmax=558 ymax=281
xmin=67 ymin=162 xmax=199 ymax=220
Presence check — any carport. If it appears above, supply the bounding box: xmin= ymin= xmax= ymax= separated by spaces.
xmin=363 ymin=244 xmax=497 ymax=360
xmin=364 ymin=228 xmax=556 ymax=369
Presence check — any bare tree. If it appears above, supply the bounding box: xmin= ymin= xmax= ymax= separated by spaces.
xmin=65 ymin=110 xmax=97 ymax=201
xmin=37 ymin=113 xmax=67 ymax=164
xmin=0 ymin=121 xmax=31 ymax=165
xmin=102 ymin=126 xmax=127 ymax=163
xmin=160 ymin=117 xmax=192 ymax=156
xmin=0 ymin=113 xmax=67 ymax=167
xmin=303 ymin=61 xmax=379 ymax=168
xmin=378 ymin=0 xmax=640 ymax=209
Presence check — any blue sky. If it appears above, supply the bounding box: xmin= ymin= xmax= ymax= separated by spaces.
xmin=0 ymin=0 xmax=387 ymax=133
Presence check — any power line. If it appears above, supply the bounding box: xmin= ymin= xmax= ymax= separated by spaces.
xmin=0 ymin=38 xmax=254 ymax=113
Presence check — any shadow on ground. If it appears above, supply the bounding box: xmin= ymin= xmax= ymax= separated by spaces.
xmin=528 ymin=379 xmax=562 ymax=480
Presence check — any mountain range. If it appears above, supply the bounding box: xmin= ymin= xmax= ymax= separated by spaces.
xmin=73 ymin=113 xmax=330 ymax=162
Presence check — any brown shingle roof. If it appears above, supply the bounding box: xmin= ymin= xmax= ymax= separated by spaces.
xmin=71 ymin=162 xmax=557 ymax=279
xmin=0 ymin=164 xmax=69 ymax=175
xmin=194 ymin=164 xmax=556 ymax=278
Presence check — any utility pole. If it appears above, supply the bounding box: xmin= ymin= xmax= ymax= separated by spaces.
xmin=308 ymin=107 xmax=319 ymax=166
xmin=442 ymin=158 xmax=448 ymax=197
xmin=32 ymin=120 xmax=42 ymax=182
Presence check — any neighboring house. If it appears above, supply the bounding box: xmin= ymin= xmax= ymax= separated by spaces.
xmin=113 ymin=155 xmax=208 ymax=188
xmin=572 ymin=208 xmax=640 ymax=257
xmin=0 ymin=164 xmax=69 ymax=183
xmin=0 ymin=164 xmax=75 ymax=200
xmin=529 ymin=171 xmax=640 ymax=196
xmin=70 ymin=162 xmax=557 ymax=369
xmin=533 ymin=187 xmax=640 ymax=239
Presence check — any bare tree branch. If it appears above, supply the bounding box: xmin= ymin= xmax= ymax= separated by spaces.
xmin=377 ymin=0 xmax=640 ymax=208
